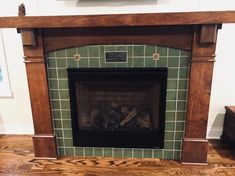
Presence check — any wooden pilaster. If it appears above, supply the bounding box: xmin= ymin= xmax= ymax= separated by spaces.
xmin=181 ymin=25 xmax=220 ymax=164
xmin=21 ymin=29 xmax=57 ymax=159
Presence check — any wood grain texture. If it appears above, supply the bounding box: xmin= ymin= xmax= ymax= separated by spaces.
xmin=0 ymin=135 xmax=235 ymax=176
xmin=1 ymin=11 xmax=235 ymax=28
xmin=20 ymin=29 xmax=36 ymax=47
xmin=200 ymin=24 xmax=218 ymax=44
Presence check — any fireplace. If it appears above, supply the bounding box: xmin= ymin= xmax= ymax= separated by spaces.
xmin=1 ymin=11 xmax=233 ymax=164
xmin=68 ymin=68 xmax=167 ymax=148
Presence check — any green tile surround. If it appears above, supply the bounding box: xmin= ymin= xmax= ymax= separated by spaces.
xmin=47 ymin=44 xmax=190 ymax=160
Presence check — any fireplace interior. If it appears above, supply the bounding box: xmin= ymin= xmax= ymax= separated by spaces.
xmin=68 ymin=68 xmax=167 ymax=148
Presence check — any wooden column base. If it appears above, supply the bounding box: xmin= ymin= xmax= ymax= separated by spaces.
xmin=181 ymin=138 xmax=208 ymax=165
xmin=32 ymin=134 xmax=57 ymax=159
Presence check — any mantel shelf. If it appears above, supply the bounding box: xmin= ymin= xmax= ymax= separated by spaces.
xmin=1 ymin=11 xmax=235 ymax=28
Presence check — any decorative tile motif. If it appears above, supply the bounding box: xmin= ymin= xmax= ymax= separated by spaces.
xmin=47 ymin=44 xmax=190 ymax=160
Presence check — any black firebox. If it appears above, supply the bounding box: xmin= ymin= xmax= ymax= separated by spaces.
xmin=68 ymin=68 xmax=167 ymax=148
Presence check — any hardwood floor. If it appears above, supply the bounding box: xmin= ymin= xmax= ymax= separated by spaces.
xmin=0 ymin=135 xmax=235 ymax=176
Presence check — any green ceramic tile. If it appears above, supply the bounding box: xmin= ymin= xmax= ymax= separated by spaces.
xmin=177 ymin=101 xmax=186 ymax=111
xmin=61 ymin=100 xmax=70 ymax=109
xmin=117 ymin=46 xmax=128 ymax=51
xmin=65 ymin=148 xmax=74 ymax=155
xmin=127 ymin=57 xmax=133 ymax=67
xmin=178 ymin=80 xmax=188 ymax=90
xmin=58 ymin=80 xmax=68 ymax=89
xmin=133 ymin=149 xmax=142 ymax=158
xmin=89 ymin=57 xmax=99 ymax=67
xmin=133 ymin=58 xmax=144 ymax=67
xmin=174 ymin=151 xmax=181 ymax=160
xmin=64 ymin=139 xmax=73 ymax=147
xmin=123 ymin=148 xmax=132 ymax=158
xmin=165 ymin=122 xmax=175 ymax=131
xmin=94 ymin=147 xmax=103 ymax=157
xmin=48 ymin=69 xmax=57 ymax=78
xmin=128 ymin=46 xmax=133 ymax=57
xmin=55 ymin=129 xmax=63 ymax=138
xmin=145 ymin=45 xmax=155 ymax=56
xmin=104 ymin=46 xmax=116 ymax=52
xmin=167 ymin=80 xmax=177 ymax=89
xmin=79 ymin=58 xmax=89 ymax=68
xmin=75 ymin=147 xmax=84 ymax=156
xmin=64 ymin=129 xmax=72 ymax=138
xmin=116 ymin=63 xmax=127 ymax=67
xmin=61 ymin=110 xmax=71 ymax=119
xmin=157 ymin=46 xmax=167 ymax=56
xmin=174 ymin=141 xmax=182 ymax=150
xmin=66 ymin=48 xmax=76 ymax=57
xmin=143 ymin=149 xmax=152 ymax=158
xmin=104 ymin=148 xmax=112 ymax=157
xmin=176 ymin=122 xmax=185 ymax=131
xmin=50 ymin=90 xmax=59 ymax=99
xmin=133 ymin=46 xmax=144 ymax=56
xmin=145 ymin=57 xmax=155 ymax=67
xmin=52 ymin=100 xmax=60 ymax=109
xmin=156 ymin=57 xmax=167 ymax=67
xmin=165 ymin=112 xmax=175 ymax=121
xmin=154 ymin=150 xmax=162 ymax=158
xmin=56 ymin=50 xmax=66 ymax=57
xmin=67 ymin=59 xmax=78 ymax=68
xmin=164 ymin=151 xmax=173 ymax=159
xmin=58 ymin=147 xmax=65 ymax=156
xmin=175 ymin=132 xmax=184 ymax=140
xmin=168 ymin=68 xmax=178 ymax=79
xmin=178 ymin=91 xmax=187 ymax=100
xmin=57 ymin=139 xmax=64 ymax=146
xmin=99 ymin=46 xmax=104 ymax=58
xmin=166 ymin=101 xmax=176 ymax=111
xmin=54 ymin=120 xmax=62 ymax=128
xmin=57 ymin=59 xmax=67 ymax=68
xmin=113 ymin=148 xmax=123 ymax=158
xmin=168 ymin=57 xmax=179 ymax=67
xmin=59 ymin=90 xmax=69 ymax=99
xmin=176 ymin=112 xmax=186 ymax=121
xmin=77 ymin=46 xmax=88 ymax=57
xmin=63 ymin=120 xmax=72 ymax=128
xmin=47 ymin=51 xmax=56 ymax=57
xmin=164 ymin=141 xmax=174 ymax=150
xmin=52 ymin=110 xmax=61 ymax=119
xmin=49 ymin=80 xmax=58 ymax=89
xmin=166 ymin=91 xmax=177 ymax=100
xmin=169 ymin=48 xmax=180 ymax=56
xmin=180 ymin=50 xmax=190 ymax=56
xmin=179 ymin=68 xmax=188 ymax=78
xmin=48 ymin=58 xmax=56 ymax=68
xmin=88 ymin=46 xmax=99 ymax=57
xmin=164 ymin=132 xmax=175 ymax=140
xmin=57 ymin=69 xmax=67 ymax=78
xmin=180 ymin=57 xmax=189 ymax=67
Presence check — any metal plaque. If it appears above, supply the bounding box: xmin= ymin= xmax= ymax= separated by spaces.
xmin=105 ymin=52 xmax=127 ymax=62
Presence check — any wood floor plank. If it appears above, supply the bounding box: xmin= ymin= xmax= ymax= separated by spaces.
xmin=0 ymin=135 xmax=234 ymax=176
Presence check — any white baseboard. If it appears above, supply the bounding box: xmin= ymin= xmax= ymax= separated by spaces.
xmin=0 ymin=122 xmax=34 ymax=134
xmin=207 ymin=127 xmax=223 ymax=139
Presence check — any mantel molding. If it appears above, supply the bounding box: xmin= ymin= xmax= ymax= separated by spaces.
xmin=0 ymin=11 xmax=235 ymax=28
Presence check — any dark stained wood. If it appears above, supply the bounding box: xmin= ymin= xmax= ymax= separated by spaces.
xmin=33 ymin=135 xmax=57 ymax=159
xmin=181 ymin=25 xmax=219 ymax=164
xmin=181 ymin=138 xmax=208 ymax=164
xmin=22 ymin=31 xmax=57 ymax=159
xmin=0 ymin=135 xmax=235 ymax=176
xmin=200 ymin=24 xmax=218 ymax=44
xmin=1 ymin=11 xmax=235 ymax=28
xmin=20 ymin=29 xmax=36 ymax=47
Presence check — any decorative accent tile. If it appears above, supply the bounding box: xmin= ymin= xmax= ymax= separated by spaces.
xmin=47 ymin=44 xmax=190 ymax=160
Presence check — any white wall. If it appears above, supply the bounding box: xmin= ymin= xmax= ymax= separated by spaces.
xmin=0 ymin=0 xmax=235 ymax=136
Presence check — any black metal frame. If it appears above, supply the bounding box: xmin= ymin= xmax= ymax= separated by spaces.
xmin=67 ymin=68 xmax=167 ymax=148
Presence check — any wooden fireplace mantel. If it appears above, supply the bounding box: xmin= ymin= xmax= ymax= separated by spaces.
xmin=1 ymin=11 xmax=235 ymax=164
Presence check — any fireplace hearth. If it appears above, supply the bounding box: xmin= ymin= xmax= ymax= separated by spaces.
xmin=68 ymin=68 xmax=167 ymax=148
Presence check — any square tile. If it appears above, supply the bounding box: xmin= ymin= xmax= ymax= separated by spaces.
xmin=164 ymin=141 xmax=174 ymax=150
xmin=154 ymin=150 xmax=163 ymax=158
xmin=48 ymin=69 xmax=57 ymax=78
xmin=168 ymin=68 xmax=179 ymax=79
xmin=123 ymin=148 xmax=132 ymax=158
xmin=64 ymin=129 xmax=72 ymax=138
xmin=168 ymin=57 xmax=179 ymax=67
xmin=145 ymin=57 xmax=155 ymax=67
xmin=133 ymin=58 xmax=144 ymax=67
xmin=58 ymin=147 xmax=65 ymax=156
xmin=176 ymin=122 xmax=185 ymax=131
xmin=61 ymin=110 xmax=71 ymax=119
xmin=117 ymin=46 xmax=128 ymax=51
xmin=77 ymin=46 xmax=88 ymax=57
xmin=133 ymin=46 xmax=144 ymax=56
xmin=89 ymin=57 xmax=100 ymax=67
xmin=48 ymin=59 xmax=56 ymax=68
xmin=179 ymin=68 xmax=189 ymax=78
xmin=145 ymin=45 xmax=155 ymax=56
xmin=57 ymin=69 xmax=67 ymax=78
xmin=50 ymin=90 xmax=59 ymax=99
xmin=166 ymin=91 xmax=177 ymax=100
xmin=164 ymin=132 xmax=175 ymax=140
xmin=176 ymin=112 xmax=186 ymax=121
xmin=57 ymin=139 xmax=64 ymax=146
xmin=59 ymin=90 xmax=69 ymax=99
xmin=79 ymin=58 xmax=89 ymax=68
xmin=180 ymin=57 xmax=189 ymax=67
xmin=94 ymin=147 xmax=104 ymax=157
xmin=169 ymin=48 xmax=180 ymax=56
xmin=67 ymin=59 xmax=78 ymax=68
xmin=165 ymin=112 xmax=175 ymax=121
xmin=156 ymin=57 xmax=167 ymax=67
xmin=61 ymin=100 xmax=70 ymax=109
xmin=177 ymin=101 xmax=186 ymax=111
xmin=55 ymin=129 xmax=63 ymax=138
xmin=157 ymin=46 xmax=167 ymax=56
xmin=64 ymin=139 xmax=73 ymax=147
xmin=104 ymin=148 xmax=112 ymax=157
xmin=165 ymin=122 xmax=175 ymax=131
xmin=66 ymin=48 xmax=76 ymax=57
xmin=47 ymin=51 xmax=56 ymax=57
xmin=143 ymin=149 xmax=153 ymax=158
xmin=133 ymin=149 xmax=143 ymax=158
xmin=52 ymin=110 xmax=61 ymax=119
xmin=178 ymin=91 xmax=187 ymax=100
xmin=57 ymin=59 xmax=67 ymax=68
xmin=178 ymin=80 xmax=188 ymax=90
xmin=49 ymin=80 xmax=58 ymax=89
xmin=163 ymin=151 xmax=173 ymax=159
xmin=75 ymin=147 xmax=84 ymax=156
xmin=58 ymin=80 xmax=69 ymax=89
xmin=175 ymin=131 xmax=184 ymax=140
xmin=88 ymin=46 xmax=99 ymax=57
xmin=167 ymin=80 xmax=177 ymax=89
xmin=51 ymin=100 xmax=60 ymax=109
xmin=56 ymin=50 xmax=66 ymax=57
xmin=166 ymin=101 xmax=176 ymax=111
xmin=63 ymin=120 xmax=72 ymax=128
xmin=65 ymin=148 xmax=74 ymax=156
xmin=113 ymin=148 xmax=123 ymax=158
